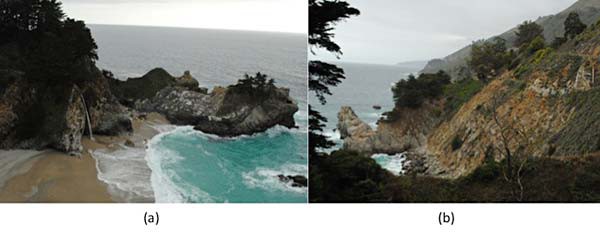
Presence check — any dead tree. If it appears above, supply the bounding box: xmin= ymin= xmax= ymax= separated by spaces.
xmin=479 ymin=92 xmax=535 ymax=201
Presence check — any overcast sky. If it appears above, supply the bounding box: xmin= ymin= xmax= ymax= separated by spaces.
xmin=314 ymin=0 xmax=578 ymax=65
xmin=61 ymin=0 xmax=307 ymax=33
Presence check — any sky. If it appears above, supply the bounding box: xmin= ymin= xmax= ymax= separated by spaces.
xmin=313 ymin=0 xmax=578 ymax=65
xmin=61 ymin=0 xmax=307 ymax=34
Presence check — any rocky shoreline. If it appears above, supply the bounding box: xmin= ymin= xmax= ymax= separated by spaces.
xmin=110 ymin=68 xmax=299 ymax=138
xmin=1 ymin=67 xmax=299 ymax=155
xmin=0 ymin=65 xmax=302 ymax=201
xmin=336 ymin=105 xmax=441 ymax=176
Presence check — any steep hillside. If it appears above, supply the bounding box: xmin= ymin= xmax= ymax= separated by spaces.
xmin=421 ymin=0 xmax=600 ymax=80
xmin=340 ymin=17 xmax=600 ymax=179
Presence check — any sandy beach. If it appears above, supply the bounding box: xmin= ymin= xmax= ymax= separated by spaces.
xmin=0 ymin=113 xmax=168 ymax=203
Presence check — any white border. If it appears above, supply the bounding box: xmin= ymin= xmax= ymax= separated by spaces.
xmin=0 ymin=204 xmax=597 ymax=233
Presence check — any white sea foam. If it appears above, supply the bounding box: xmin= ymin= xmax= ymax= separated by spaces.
xmin=323 ymin=129 xmax=342 ymax=142
xmin=368 ymin=122 xmax=378 ymax=129
xmin=189 ymin=124 xmax=305 ymax=141
xmin=148 ymin=124 xmax=177 ymax=133
xmin=372 ymin=153 xmax=407 ymax=176
xmin=242 ymin=163 xmax=308 ymax=194
xmin=92 ymin=146 xmax=154 ymax=202
xmin=145 ymin=126 xmax=215 ymax=203
xmin=367 ymin=112 xmax=383 ymax=118
xmin=294 ymin=109 xmax=308 ymax=122
xmin=144 ymin=123 xmax=307 ymax=203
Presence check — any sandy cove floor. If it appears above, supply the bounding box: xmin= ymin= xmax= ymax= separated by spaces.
xmin=0 ymin=113 xmax=168 ymax=203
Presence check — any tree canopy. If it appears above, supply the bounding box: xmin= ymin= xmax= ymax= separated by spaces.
xmin=308 ymin=0 xmax=359 ymax=155
xmin=1 ymin=0 xmax=98 ymax=84
xmin=514 ymin=21 xmax=544 ymax=48
xmin=391 ymin=71 xmax=451 ymax=109
xmin=564 ymin=12 xmax=587 ymax=40
xmin=231 ymin=73 xmax=275 ymax=94
xmin=309 ymin=0 xmax=360 ymax=56
xmin=469 ymin=38 xmax=512 ymax=79
xmin=0 ymin=0 xmax=65 ymax=43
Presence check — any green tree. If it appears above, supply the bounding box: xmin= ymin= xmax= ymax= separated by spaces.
xmin=62 ymin=18 xmax=98 ymax=60
xmin=525 ymin=36 xmax=546 ymax=55
xmin=308 ymin=0 xmax=359 ymax=156
xmin=564 ymin=12 xmax=587 ymax=40
xmin=309 ymin=150 xmax=391 ymax=202
xmin=0 ymin=0 xmax=64 ymax=44
xmin=232 ymin=73 xmax=274 ymax=93
xmin=469 ymin=37 xmax=511 ymax=79
xmin=0 ymin=0 xmax=99 ymax=84
xmin=391 ymin=71 xmax=451 ymax=109
xmin=514 ymin=20 xmax=544 ymax=48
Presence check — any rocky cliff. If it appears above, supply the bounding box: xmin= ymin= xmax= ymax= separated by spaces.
xmin=0 ymin=66 xmax=132 ymax=154
xmin=338 ymin=102 xmax=442 ymax=155
xmin=340 ymin=18 xmax=600 ymax=178
xmin=110 ymin=69 xmax=299 ymax=137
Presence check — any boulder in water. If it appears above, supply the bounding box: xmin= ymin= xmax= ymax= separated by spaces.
xmin=277 ymin=174 xmax=307 ymax=188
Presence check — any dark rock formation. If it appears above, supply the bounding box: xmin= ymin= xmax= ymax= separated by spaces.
xmin=193 ymin=86 xmax=297 ymax=137
xmin=108 ymin=68 xmax=191 ymax=106
xmin=278 ymin=174 xmax=308 ymax=188
xmin=0 ymin=66 xmax=133 ymax=154
xmin=114 ymin=69 xmax=298 ymax=137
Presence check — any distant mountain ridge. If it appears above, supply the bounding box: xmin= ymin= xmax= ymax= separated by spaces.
xmin=421 ymin=0 xmax=600 ymax=79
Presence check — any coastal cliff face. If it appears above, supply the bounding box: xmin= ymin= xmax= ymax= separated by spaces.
xmin=0 ymin=67 xmax=132 ymax=154
xmin=110 ymin=69 xmax=299 ymax=137
xmin=340 ymin=20 xmax=600 ymax=178
xmin=193 ymin=86 xmax=298 ymax=137
xmin=338 ymin=103 xmax=441 ymax=155
xmin=1 ymin=62 xmax=298 ymax=153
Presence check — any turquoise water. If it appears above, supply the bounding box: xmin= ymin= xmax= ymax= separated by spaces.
xmin=147 ymin=126 xmax=308 ymax=203
xmin=88 ymin=25 xmax=308 ymax=203
xmin=371 ymin=153 xmax=406 ymax=176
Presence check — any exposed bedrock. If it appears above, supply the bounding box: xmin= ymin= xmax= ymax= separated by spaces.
xmin=111 ymin=68 xmax=299 ymax=137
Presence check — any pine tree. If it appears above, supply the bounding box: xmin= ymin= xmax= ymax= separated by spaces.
xmin=564 ymin=12 xmax=587 ymax=40
xmin=308 ymin=0 xmax=359 ymax=156
xmin=514 ymin=20 xmax=544 ymax=48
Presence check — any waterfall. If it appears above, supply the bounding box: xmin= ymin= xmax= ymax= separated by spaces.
xmin=80 ymin=93 xmax=94 ymax=141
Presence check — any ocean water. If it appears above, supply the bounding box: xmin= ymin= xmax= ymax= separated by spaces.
xmin=89 ymin=25 xmax=307 ymax=203
xmin=371 ymin=153 xmax=406 ymax=176
xmin=311 ymin=62 xmax=419 ymax=148
xmin=147 ymin=126 xmax=307 ymax=203
xmin=310 ymin=62 xmax=420 ymax=174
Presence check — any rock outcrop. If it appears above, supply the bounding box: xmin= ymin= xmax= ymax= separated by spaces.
xmin=112 ymin=69 xmax=298 ymax=137
xmin=192 ymin=86 xmax=297 ymax=137
xmin=278 ymin=174 xmax=308 ymax=188
xmin=0 ymin=66 xmax=133 ymax=154
xmin=337 ymin=101 xmax=442 ymax=155
xmin=337 ymin=106 xmax=376 ymax=151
